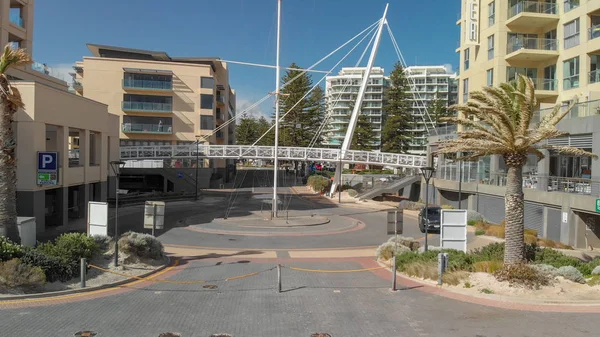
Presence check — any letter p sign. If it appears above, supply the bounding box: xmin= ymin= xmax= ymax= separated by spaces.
xmin=38 ymin=152 xmax=58 ymax=171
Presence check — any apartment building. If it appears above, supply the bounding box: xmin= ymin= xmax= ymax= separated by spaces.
xmin=427 ymin=0 xmax=600 ymax=249
xmin=324 ymin=67 xmax=389 ymax=150
xmin=1 ymin=0 xmax=121 ymax=235
xmin=73 ymin=44 xmax=237 ymax=191
xmin=405 ymin=66 xmax=458 ymax=155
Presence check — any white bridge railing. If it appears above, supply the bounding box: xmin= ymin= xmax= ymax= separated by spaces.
xmin=120 ymin=145 xmax=427 ymax=168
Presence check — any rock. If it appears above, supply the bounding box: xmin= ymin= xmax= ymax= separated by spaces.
xmin=592 ymin=265 xmax=600 ymax=275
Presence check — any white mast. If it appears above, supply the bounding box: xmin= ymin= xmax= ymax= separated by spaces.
xmin=330 ymin=3 xmax=389 ymax=195
xmin=272 ymin=0 xmax=282 ymax=218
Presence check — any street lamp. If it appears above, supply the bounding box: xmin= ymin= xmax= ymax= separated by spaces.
xmin=420 ymin=166 xmax=435 ymax=252
xmin=195 ymin=135 xmax=201 ymax=201
xmin=110 ymin=160 xmax=125 ymax=267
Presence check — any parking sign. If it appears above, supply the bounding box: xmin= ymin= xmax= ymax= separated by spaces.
xmin=37 ymin=152 xmax=58 ymax=185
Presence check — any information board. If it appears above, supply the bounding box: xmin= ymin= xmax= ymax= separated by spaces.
xmin=440 ymin=209 xmax=468 ymax=252
xmin=87 ymin=202 xmax=108 ymax=236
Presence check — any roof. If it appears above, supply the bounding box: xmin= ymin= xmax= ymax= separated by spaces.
xmin=86 ymin=44 xmax=222 ymax=71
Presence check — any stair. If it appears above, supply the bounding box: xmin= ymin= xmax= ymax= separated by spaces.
xmin=357 ymin=175 xmax=420 ymax=200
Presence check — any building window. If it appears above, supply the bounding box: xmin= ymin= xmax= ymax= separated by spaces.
xmin=201 ymin=77 xmax=215 ymax=89
xmin=486 ymin=69 xmax=493 ymax=87
xmin=464 ymin=48 xmax=470 ymax=70
xmin=488 ymin=1 xmax=495 ymax=26
xmin=591 ymin=55 xmax=600 ymax=84
xmin=200 ymin=115 xmax=214 ymax=130
xmin=564 ymin=19 xmax=580 ymax=49
xmin=462 ymin=78 xmax=469 ymax=103
xmin=487 ymin=35 xmax=494 ymax=60
xmin=564 ymin=0 xmax=579 ymax=12
xmin=563 ymin=57 xmax=579 ymax=90
xmin=200 ymin=94 xmax=214 ymax=110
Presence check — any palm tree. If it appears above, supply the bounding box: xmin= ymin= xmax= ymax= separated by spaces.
xmin=0 ymin=44 xmax=32 ymax=244
xmin=436 ymin=75 xmax=597 ymax=264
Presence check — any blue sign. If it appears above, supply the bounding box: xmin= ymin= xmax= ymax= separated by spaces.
xmin=177 ymin=173 xmax=183 ymax=179
xmin=38 ymin=152 xmax=58 ymax=171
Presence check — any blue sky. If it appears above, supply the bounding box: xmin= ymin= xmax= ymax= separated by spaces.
xmin=34 ymin=0 xmax=460 ymax=117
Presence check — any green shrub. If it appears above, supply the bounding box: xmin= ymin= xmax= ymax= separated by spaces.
xmin=0 ymin=236 xmax=23 ymax=262
xmin=39 ymin=233 xmax=99 ymax=262
xmin=467 ymin=219 xmax=477 ymax=227
xmin=588 ymin=275 xmax=600 ymax=287
xmin=118 ymin=232 xmax=164 ymax=261
xmin=494 ymin=263 xmax=550 ymax=289
xmin=93 ymin=235 xmax=113 ymax=252
xmin=396 ymin=249 xmax=475 ymax=272
xmin=534 ymin=248 xmax=582 ymax=269
xmin=556 ymin=266 xmax=586 ymax=284
xmin=524 ymin=234 xmax=538 ymax=244
xmin=530 ymin=264 xmax=558 ymax=276
xmin=346 ymin=189 xmax=358 ymax=197
xmin=386 ymin=236 xmax=420 ymax=251
xmin=0 ymin=258 xmax=46 ymax=288
xmin=472 ymin=243 xmax=505 ymax=262
xmin=20 ymin=249 xmax=77 ymax=283
xmin=376 ymin=241 xmax=411 ymax=260
xmin=307 ymin=175 xmax=331 ymax=193
xmin=591 ymin=263 xmax=600 ymax=276
xmin=475 ymin=229 xmax=485 ymax=236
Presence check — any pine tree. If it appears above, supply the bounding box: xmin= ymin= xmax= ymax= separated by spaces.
xmin=428 ymin=91 xmax=452 ymax=125
xmin=256 ymin=116 xmax=275 ymax=146
xmin=235 ymin=117 xmax=259 ymax=145
xmin=382 ymin=62 xmax=413 ymax=153
xmin=339 ymin=102 xmax=376 ymax=151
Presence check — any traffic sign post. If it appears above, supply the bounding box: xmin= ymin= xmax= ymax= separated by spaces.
xmin=37 ymin=152 xmax=58 ymax=186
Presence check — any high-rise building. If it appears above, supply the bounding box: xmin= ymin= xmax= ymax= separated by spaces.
xmin=73 ymin=44 xmax=237 ymax=173
xmin=324 ymin=67 xmax=389 ymax=150
xmin=405 ymin=66 xmax=458 ymax=155
xmin=425 ymin=0 xmax=600 ymax=249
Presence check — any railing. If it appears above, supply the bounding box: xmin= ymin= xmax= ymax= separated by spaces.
xmin=506 ymin=37 xmax=558 ymax=54
xmin=72 ymin=80 xmax=82 ymax=90
xmin=590 ymin=70 xmax=600 ymax=84
xmin=563 ymin=0 xmax=579 ymax=12
xmin=481 ymin=173 xmax=600 ymax=196
xmin=531 ymin=99 xmax=600 ymax=123
xmin=123 ymin=79 xmax=172 ymax=91
xmin=216 ymin=96 xmax=225 ymax=104
xmin=529 ymin=78 xmax=558 ymax=91
xmin=508 ymin=1 xmax=557 ymax=18
xmin=120 ymin=145 xmax=428 ymax=168
xmin=590 ymin=24 xmax=600 ymax=41
xmin=122 ymin=101 xmax=172 ymax=113
xmin=121 ymin=123 xmax=173 ymax=134
xmin=563 ymin=75 xmax=579 ymax=90
xmin=31 ymin=62 xmax=69 ymax=82
xmin=431 ymin=125 xmax=457 ymax=136
xmin=9 ymin=13 xmax=23 ymax=27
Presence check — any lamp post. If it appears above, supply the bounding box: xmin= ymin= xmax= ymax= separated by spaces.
xmin=457 ymin=152 xmax=462 ymax=209
xmin=338 ymin=150 xmax=342 ymax=203
xmin=420 ymin=166 xmax=435 ymax=252
xmin=110 ymin=160 xmax=126 ymax=267
xmin=195 ymin=135 xmax=200 ymax=201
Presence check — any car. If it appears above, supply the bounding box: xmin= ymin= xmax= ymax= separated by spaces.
xmin=418 ymin=206 xmax=442 ymax=233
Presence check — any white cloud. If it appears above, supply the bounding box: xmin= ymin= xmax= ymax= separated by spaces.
xmin=443 ymin=63 xmax=454 ymax=74
xmin=47 ymin=63 xmax=76 ymax=84
xmin=236 ymin=97 xmax=272 ymax=121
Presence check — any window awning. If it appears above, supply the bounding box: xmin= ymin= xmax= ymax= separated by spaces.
xmin=123 ymin=68 xmax=173 ymax=75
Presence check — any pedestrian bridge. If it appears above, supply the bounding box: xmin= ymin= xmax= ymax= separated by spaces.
xmin=120 ymin=145 xmax=427 ymax=168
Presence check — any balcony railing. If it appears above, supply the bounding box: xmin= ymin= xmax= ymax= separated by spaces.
xmin=590 ymin=24 xmax=600 ymax=41
xmin=72 ymin=80 xmax=83 ymax=90
xmin=590 ymin=70 xmax=600 ymax=84
xmin=528 ymin=78 xmax=558 ymax=91
xmin=506 ymin=37 xmax=558 ymax=54
xmin=216 ymin=96 xmax=225 ymax=104
xmin=123 ymin=78 xmax=172 ymax=91
xmin=508 ymin=1 xmax=557 ymax=18
xmin=122 ymin=101 xmax=172 ymax=113
xmin=122 ymin=123 xmax=172 ymax=134
xmin=431 ymin=125 xmax=457 ymax=136
xmin=9 ymin=14 xmax=23 ymax=27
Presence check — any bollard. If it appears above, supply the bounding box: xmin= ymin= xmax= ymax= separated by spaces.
xmin=443 ymin=253 xmax=449 ymax=273
xmin=391 ymin=256 xmax=397 ymax=291
xmin=277 ymin=264 xmax=282 ymax=293
xmin=80 ymin=258 xmax=87 ymax=288
xmin=437 ymin=253 xmax=444 ymax=286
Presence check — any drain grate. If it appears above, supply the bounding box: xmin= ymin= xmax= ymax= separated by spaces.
xmin=203 ymin=284 xmax=218 ymax=289
xmin=73 ymin=331 xmax=98 ymax=337
xmin=210 ymin=334 xmax=232 ymax=337
xmin=311 ymin=334 xmax=332 ymax=337
xmin=158 ymin=333 xmax=181 ymax=337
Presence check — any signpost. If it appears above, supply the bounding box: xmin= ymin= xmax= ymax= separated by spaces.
xmin=144 ymin=201 xmax=165 ymax=236
xmin=596 ymin=199 xmax=600 ymax=212
xmin=440 ymin=209 xmax=468 ymax=252
xmin=387 ymin=210 xmax=403 ymax=235
xmin=87 ymin=201 xmax=108 ymax=236
xmin=37 ymin=151 xmax=58 ymax=185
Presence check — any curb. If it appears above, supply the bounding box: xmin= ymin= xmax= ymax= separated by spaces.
xmin=377 ymin=260 xmax=600 ymax=310
xmin=0 ymin=257 xmax=172 ymax=301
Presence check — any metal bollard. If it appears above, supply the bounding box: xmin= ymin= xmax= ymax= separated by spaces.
xmin=443 ymin=253 xmax=449 ymax=273
xmin=80 ymin=258 xmax=87 ymax=288
xmin=437 ymin=253 xmax=444 ymax=286
xmin=391 ymin=256 xmax=397 ymax=291
xmin=277 ymin=264 xmax=282 ymax=293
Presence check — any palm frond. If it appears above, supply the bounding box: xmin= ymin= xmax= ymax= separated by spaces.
xmin=538 ymin=145 xmax=598 ymax=158
xmin=0 ymin=44 xmax=32 ymax=74
xmin=527 ymin=147 xmax=546 ymax=161
xmin=545 ymin=96 xmax=579 ymax=126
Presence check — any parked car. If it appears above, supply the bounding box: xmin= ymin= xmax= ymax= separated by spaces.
xmin=418 ymin=206 xmax=442 ymax=233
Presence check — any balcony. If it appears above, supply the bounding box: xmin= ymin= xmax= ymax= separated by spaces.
xmin=531 ymin=99 xmax=600 ymax=124
xmin=590 ymin=25 xmax=600 ymax=53
xmin=506 ymin=1 xmax=558 ymax=30
xmin=122 ymin=101 xmax=172 ymax=113
xmin=123 ymin=78 xmax=172 ymax=91
xmin=122 ymin=123 xmax=172 ymax=134
xmin=530 ymin=78 xmax=558 ymax=99
xmin=590 ymin=70 xmax=600 ymax=84
xmin=216 ymin=95 xmax=225 ymax=106
xmin=72 ymin=80 xmax=83 ymax=92
xmin=505 ymin=37 xmax=558 ymax=62
xmin=9 ymin=13 xmax=23 ymax=28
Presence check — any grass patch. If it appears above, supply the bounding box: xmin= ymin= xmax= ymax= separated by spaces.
xmin=442 ymin=271 xmax=469 ymax=286
xmin=485 ymin=225 xmax=505 ymax=238
xmin=480 ymin=288 xmax=494 ymax=294
xmin=475 ymin=229 xmax=485 ymax=236
xmin=473 ymin=260 xmax=503 ymax=274
xmin=464 ymin=281 xmax=472 ymax=288
xmin=403 ymin=261 xmax=438 ymax=280
xmin=588 ymin=276 xmax=600 ymax=287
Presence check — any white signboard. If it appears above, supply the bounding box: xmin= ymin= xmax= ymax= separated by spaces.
xmin=144 ymin=201 xmax=165 ymax=230
xmin=466 ymin=0 xmax=480 ymax=46
xmin=440 ymin=209 xmax=468 ymax=252
xmin=87 ymin=201 xmax=108 ymax=236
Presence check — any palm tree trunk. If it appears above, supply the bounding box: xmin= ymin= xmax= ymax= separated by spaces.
xmin=504 ymin=165 xmax=525 ymax=264
xmin=0 ymin=87 xmax=20 ymax=244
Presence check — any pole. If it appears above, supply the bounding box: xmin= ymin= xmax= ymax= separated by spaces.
xmin=424 ymin=178 xmax=429 ymax=252
xmin=392 ymin=210 xmax=398 ymax=291
xmin=195 ymin=139 xmax=199 ymax=201
xmin=114 ymin=173 xmax=120 ymax=267
xmin=80 ymin=258 xmax=86 ymax=288
xmin=272 ymin=0 xmax=282 ymax=219
xmin=277 ymin=263 xmax=282 ymax=293
xmin=458 ymin=152 xmax=462 ymax=209
xmin=152 ymin=204 xmax=157 ymax=237
xmin=338 ymin=151 xmax=342 ymax=203
xmin=437 ymin=253 xmax=444 ymax=285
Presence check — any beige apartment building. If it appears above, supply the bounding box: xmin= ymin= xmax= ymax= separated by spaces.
xmin=427 ymin=0 xmax=600 ymax=249
xmin=1 ymin=0 xmax=121 ymax=235
xmin=73 ymin=44 xmax=237 ymax=192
